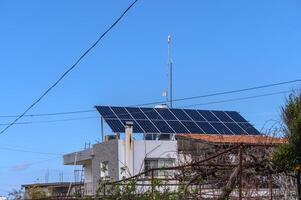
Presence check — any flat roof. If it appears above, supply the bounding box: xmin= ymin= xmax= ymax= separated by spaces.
xmin=22 ymin=182 xmax=83 ymax=188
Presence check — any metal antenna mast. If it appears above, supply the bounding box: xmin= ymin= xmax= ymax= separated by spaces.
xmin=167 ymin=35 xmax=173 ymax=108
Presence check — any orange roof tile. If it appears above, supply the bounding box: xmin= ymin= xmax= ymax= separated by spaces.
xmin=177 ymin=134 xmax=287 ymax=145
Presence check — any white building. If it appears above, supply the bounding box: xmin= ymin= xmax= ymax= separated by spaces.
xmin=63 ymin=122 xmax=177 ymax=195
xmin=63 ymin=105 xmax=263 ymax=196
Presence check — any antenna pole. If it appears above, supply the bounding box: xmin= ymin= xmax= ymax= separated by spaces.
xmin=168 ymin=35 xmax=173 ymax=108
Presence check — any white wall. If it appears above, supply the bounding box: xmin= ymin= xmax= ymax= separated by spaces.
xmin=118 ymin=140 xmax=177 ymax=179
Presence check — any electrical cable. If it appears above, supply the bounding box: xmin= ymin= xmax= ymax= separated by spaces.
xmin=0 ymin=79 xmax=298 ymax=120
xmin=181 ymin=90 xmax=290 ymax=108
xmin=0 ymin=0 xmax=139 ymax=135
xmin=133 ymin=79 xmax=301 ymax=107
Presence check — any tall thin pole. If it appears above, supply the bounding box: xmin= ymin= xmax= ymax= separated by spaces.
xmin=239 ymin=145 xmax=243 ymax=200
xmin=101 ymin=117 xmax=104 ymax=142
xmin=167 ymin=35 xmax=173 ymax=108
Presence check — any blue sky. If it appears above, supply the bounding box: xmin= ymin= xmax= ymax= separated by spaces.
xmin=1 ymin=0 xmax=301 ymax=195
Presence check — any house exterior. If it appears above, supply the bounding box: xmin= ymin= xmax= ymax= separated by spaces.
xmin=22 ymin=106 xmax=285 ymax=196
xmin=63 ymin=132 xmax=177 ymax=195
xmin=62 ymin=105 xmax=273 ymax=196
xmin=21 ymin=182 xmax=82 ymax=199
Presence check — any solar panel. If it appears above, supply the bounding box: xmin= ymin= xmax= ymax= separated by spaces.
xmin=96 ymin=106 xmax=117 ymax=119
xmin=196 ymin=122 xmax=218 ymax=134
xmin=170 ymin=109 xmax=191 ymax=121
xmin=155 ymin=108 xmax=177 ymax=120
xmin=212 ymin=111 xmax=234 ymax=122
xmin=126 ymin=107 xmax=148 ymax=119
xmin=140 ymin=108 xmax=163 ymax=120
xmin=95 ymin=106 xmax=260 ymax=135
xmin=166 ymin=121 xmax=189 ymax=133
xmin=153 ymin=120 xmax=175 ymax=133
xmin=111 ymin=107 xmax=132 ymax=120
xmin=198 ymin=110 xmax=219 ymax=122
xmin=184 ymin=109 xmax=206 ymax=121
xmin=226 ymin=111 xmax=247 ymax=122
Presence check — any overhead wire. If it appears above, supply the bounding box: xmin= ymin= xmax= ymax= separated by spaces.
xmin=0 ymin=90 xmax=290 ymax=127
xmin=0 ymin=79 xmax=299 ymax=120
xmin=181 ymin=90 xmax=290 ymax=108
xmin=0 ymin=146 xmax=62 ymax=156
xmin=0 ymin=116 xmax=99 ymax=126
xmin=133 ymin=79 xmax=301 ymax=107
xmin=0 ymin=0 xmax=139 ymax=135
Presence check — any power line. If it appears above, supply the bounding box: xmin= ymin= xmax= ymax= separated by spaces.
xmin=0 ymin=147 xmax=62 ymax=156
xmin=0 ymin=109 xmax=95 ymax=118
xmin=0 ymin=156 xmax=61 ymax=170
xmin=0 ymin=116 xmax=99 ymax=126
xmin=134 ymin=79 xmax=301 ymax=107
xmin=0 ymin=79 xmax=298 ymax=120
xmin=0 ymin=0 xmax=139 ymax=135
xmin=182 ymin=90 xmax=290 ymax=108
xmin=0 ymin=90 xmax=292 ymax=126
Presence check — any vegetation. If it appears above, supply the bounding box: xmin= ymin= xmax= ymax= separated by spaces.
xmin=272 ymin=91 xmax=301 ymax=199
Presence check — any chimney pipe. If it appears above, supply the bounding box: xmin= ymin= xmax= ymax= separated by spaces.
xmin=124 ymin=121 xmax=134 ymax=176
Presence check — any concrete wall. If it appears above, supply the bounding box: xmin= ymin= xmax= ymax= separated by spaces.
xmin=91 ymin=140 xmax=119 ymax=192
xmin=63 ymin=148 xmax=93 ymax=165
xmin=118 ymin=140 xmax=178 ymax=179
xmin=63 ymin=139 xmax=178 ymax=195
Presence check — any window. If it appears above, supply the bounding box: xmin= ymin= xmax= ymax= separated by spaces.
xmin=100 ymin=161 xmax=109 ymax=178
xmin=144 ymin=158 xmax=174 ymax=177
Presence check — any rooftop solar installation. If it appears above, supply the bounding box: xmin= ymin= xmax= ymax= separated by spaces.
xmin=95 ymin=106 xmax=260 ymax=135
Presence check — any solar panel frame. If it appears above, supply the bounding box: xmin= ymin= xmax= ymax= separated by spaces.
xmin=210 ymin=122 xmax=234 ymax=135
xmin=166 ymin=120 xmax=190 ymax=133
xmin=125 ymin=107 xmax=148 ymax=120
xmin=111 ymin=107 xmax=133 ymax=120
xmin=136 ymin=119 xmax=160 ymax=133
xmin=96 ymin=106 xmax=118 ymax=119
xmin=105 ymin=119 xmax=125 ymax=132
xmin=152 ymin=120 xmax=175 ymax=133
xmin=184 ymin=109 xmax=206 ymax=122
xmin=182 ymin=121 xmax=204 ymax=133
xmin=238 ymin=122 xmax=260 ymax=135
xmin=96 ymin=106 xmax=260 ymax=135
xmin=225 ymin=111 xmax=248 ymax=123
xmin=140 ymin=108 xmax=163 ymax=120
xmin=155 ymin=108 xmax=177 ymax=120
xmin=196 ymin=122 xmax=219 ymax=134
xmin=198 ymin=110 xmax=220 ymax=122
xmin=211 ymin=111 xmax=234 ymax=122
xmin=170 ymin=109 xmax=191 ymax=121
xmin=224 ymin=122 xmax=246 ymax=135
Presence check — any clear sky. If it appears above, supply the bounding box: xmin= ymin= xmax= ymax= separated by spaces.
xmin=1 ymin=0 xmax=301 ymax=195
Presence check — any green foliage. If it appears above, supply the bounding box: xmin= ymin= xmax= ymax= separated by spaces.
xmin=273 ymin=91 xmax=301 ymax=174
xmin=95 ymin=168 xmax=200 ymax=200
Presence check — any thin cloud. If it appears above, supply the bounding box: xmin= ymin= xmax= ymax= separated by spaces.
xmin=11 ymin=163 xmax=31 ymax=171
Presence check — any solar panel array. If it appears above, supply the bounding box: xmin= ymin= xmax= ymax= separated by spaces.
xmin=95 ymin=106 xmax=260 ymax=135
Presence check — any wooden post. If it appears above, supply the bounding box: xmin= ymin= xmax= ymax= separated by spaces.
xmin=151 ymin=170 xmax=154 ymax=199
xmin=103 ymin=183 xmax=106 ymax=197
xmin=269 ymin=174 xmax=273 ymax=200
xmin=239 ymin=145 xmax=243 ymax=200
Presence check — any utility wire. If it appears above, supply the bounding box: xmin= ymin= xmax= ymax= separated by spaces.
xmin=0 ymin=147 xmax=62 ymax=156
xmin=0 ymin=109 xmax=95 ymax=118
xmin=0 ymin=0 xmax=139 ymax=135
xmin=0 ymin=156 xmax=61 ymax=170
xmin=0 ymin=116 xmax=99 ymax=126
xmin=0 ymin=90 xmax=292 ymax=126
xmin=134 ymin=79 xmax=301 ymax=107
xmin=0 ymin=79 xmax=298 ymax=120
xmin=182 ymin=90 xmax=290 ymax=108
